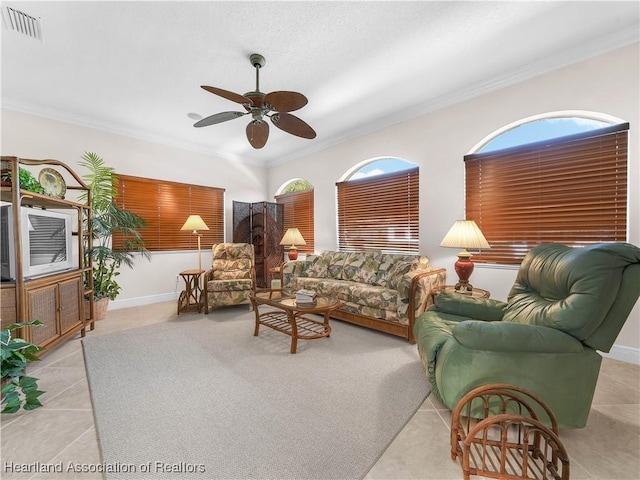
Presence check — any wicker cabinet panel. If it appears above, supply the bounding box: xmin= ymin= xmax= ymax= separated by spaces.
xmin=24 ymin=271 xmax=84 ymax=348
xmin=59 ymin=276 xmax=82 ymax=335
xmin=1 ymin=284 xmax=17 ymax=328
xmin=26 ymin=285 xmax=59 ymax=346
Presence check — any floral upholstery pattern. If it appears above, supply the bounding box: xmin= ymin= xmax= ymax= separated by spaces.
xmin=342 ymin=251 xmax=381 ymax=284
xmin=326 ymin=251 xmax=350 ymax=279
xmin=207 ymin=278 xmax=253 ymax=292
xmin=303 ymin=254 xmax=328 ymax=278
xmin=283 ymin=251 xmax=446 ymax=328
xmin=204 ymin=243 xmax=255 ymax=311
xmin=212 ymin=258 xmax=252 ymax=279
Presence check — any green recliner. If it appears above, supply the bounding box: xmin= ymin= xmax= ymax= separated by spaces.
xmin=414 ymin=242 xmax=640 ymax=428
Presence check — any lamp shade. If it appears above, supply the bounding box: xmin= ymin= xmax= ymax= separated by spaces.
xmin=180 ymin=215 xmax=209 ymax=232
xmin=279 ymin=228 xmax=306 ymax=247
xmin=440 ymin=220 xmax=490 ymax=250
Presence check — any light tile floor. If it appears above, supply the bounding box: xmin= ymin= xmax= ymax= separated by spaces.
xmin=2 ymin=302 xmax=639 ymax=479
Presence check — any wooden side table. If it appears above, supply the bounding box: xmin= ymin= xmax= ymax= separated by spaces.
xmin=430 ymin=285 xmax=490 ymax=304
xmin=268 ymin=265 xmax=283 ymax=289
xmin=177 ymin=269 xmax=204 ymax=314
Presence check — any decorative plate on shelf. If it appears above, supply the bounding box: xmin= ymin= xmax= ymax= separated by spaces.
xmin=38 ymin=168 xmax=66 ymax=199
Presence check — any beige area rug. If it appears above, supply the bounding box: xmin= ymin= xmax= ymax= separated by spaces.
xmin=82 ymin=309 xmax=430 ymax=479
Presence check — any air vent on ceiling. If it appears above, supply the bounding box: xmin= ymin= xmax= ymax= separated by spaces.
xmin=2 ymin=5 xmax=43 ymax=41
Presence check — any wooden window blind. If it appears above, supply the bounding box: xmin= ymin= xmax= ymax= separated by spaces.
xmin=112 ymin=174 xmax=224 ymax=252
xmin=336 ymin=167 xmax=419 ymax=254
xmin=464 ymin=123 xmax=629 ymax=264
xmin=275 ymin=189 xmax=314 ymax=254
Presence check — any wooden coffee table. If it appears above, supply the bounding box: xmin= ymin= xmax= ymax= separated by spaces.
xmin=250 ymin=289 xmax=339 ymax=354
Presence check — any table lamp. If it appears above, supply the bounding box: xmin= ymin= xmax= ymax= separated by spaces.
xmin=180 ymin=214 xmax=209 ymax=271
xmin=440 ymin=220 xmax=490 ymax=293
xmin=280 ymin=228 xmax=306 ymax=260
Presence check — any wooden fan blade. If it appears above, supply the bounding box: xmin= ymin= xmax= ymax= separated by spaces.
xmin=201 ymin=86 xmax=253 ymax=106
xmin=264 ymin=91 xmax=308 ymax=112
xmin=271 ymin=113 xmax=316 ymax=139
xmin=194 ymin=111 xmax=246 ymax=127
xmin=246 ymin=120 xmax=269 ymax=149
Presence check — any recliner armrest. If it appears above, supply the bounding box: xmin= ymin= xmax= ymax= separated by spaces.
xmin=433 ymin=291 xmax=506 ymax=321
xmin=452 ymin=321 xmax=585 ymax=353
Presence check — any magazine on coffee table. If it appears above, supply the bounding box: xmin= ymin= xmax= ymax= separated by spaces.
xmin=296 ymin=289 xmax=317 ymax=305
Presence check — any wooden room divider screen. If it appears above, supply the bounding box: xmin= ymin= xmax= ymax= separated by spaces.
xmin=232 ymin=201 xmax=284 ymax=288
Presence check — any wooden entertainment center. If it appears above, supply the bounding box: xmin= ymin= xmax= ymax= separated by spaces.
xmin=1 ymin=156 xmax=95 ymax=355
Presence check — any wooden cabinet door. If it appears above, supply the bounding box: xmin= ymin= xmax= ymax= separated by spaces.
xmin=59 ymin=276 xmax=82 ymax=335
xmin=25 ymin=284 xmax=59 ymax=346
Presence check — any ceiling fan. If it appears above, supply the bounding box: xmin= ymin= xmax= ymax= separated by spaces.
xmin=194 ymin=53 xmax=316 ymax=149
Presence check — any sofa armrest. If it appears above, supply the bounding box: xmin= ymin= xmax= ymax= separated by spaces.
xmin=433 ymin=291 xmax=506 ymax=321
xmin=452 ymin=321 xmax=585 ymax=353
xmin=282 ymin=259 xmax=311 ymax=289
xmin=398 ymin=266 xmax=447 ymax=342
xmin=282 ymin=260 xmax=307 ymax=275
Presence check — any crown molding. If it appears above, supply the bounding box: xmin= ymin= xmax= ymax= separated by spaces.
xmin=0 ymin=100 xmax=266 ymax=167
xmin=268 ymin=24 xmax=640 ymax=167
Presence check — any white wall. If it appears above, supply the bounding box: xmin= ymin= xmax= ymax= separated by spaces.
xmin=2 ymin=43 xmax=638 ymax=362
xmin=267 ymin=43 xmax=640 ymax=363
xmin=1 ymin=109 xmax=268 ymax=307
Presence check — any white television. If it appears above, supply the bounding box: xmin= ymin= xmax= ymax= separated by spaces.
xmin=1 ymin=205 xmax=74 ymax=280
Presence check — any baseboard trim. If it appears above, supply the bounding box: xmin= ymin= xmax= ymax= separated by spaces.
xmin=110 ymin=292 xmax=178 ymax=310
xmin=601 ymin=344 xmax=640 ymax=365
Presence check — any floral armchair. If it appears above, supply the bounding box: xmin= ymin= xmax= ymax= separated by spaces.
xmin=203 ymin=243 xmax=256 ymax=312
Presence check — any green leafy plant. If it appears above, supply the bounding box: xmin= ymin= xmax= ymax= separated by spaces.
xmin=282 ymin=179 xmax=313 ymax=194
xmin=1 ymin=167 xmax=44 ymax=194
xmin=79 ymin=152 xmax=150 ymax=301
xmin=1 ymin=320 xmax=45 ymax=413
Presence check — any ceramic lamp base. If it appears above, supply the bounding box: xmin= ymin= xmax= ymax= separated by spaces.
xmin=454 ymin=252 xmax=475 ymax=292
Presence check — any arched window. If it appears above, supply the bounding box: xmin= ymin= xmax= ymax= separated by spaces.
xmin=478 ymin=117 xmax=611 ymax=153
xmin=465 ymin=113 xmax=629 ymax=264
xmin=337 ymin=157 xmax=419 ymax=254
xmin=275 ymin=179 xmax=314 ymax=255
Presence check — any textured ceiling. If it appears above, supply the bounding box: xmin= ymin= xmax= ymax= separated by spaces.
xmin=2 ymin=1 xmax=639 ymax=166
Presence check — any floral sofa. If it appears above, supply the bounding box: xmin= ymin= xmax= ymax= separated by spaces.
xmin=282 ymin=251 xmax=446 ymax=342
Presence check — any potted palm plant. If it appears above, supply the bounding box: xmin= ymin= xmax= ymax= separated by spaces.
xmin=79 ymin=152 xmax=150 ymax=319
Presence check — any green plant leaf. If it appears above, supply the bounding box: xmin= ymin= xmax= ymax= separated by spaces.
xmin=18 ymin=375 xmax=40 ymax=390
xmin=1 ymin=392 xmax=21 ymax=414
xmin=24 ymin=398 xmax=44 ymax=410
xmin=1 ymin=168 xmax=44 ymax=194
xmin=1 ymin=320 xmax=45 ymax=413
